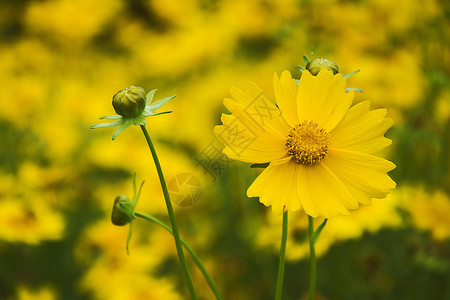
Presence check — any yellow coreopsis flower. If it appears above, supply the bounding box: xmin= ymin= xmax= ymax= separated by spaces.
xmin=214 ymin=68 xmax=396 ymax=218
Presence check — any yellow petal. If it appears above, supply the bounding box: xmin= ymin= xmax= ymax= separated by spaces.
xmin=273 ymin=71 xmax=299 ymax=126
xmin=214 ymin=110 xmax=287 ymax=163
xmin=297 ymin=69 xmax=353 ymax=132
xmin=227 ymin=82 xmax=290 ymax=135
xmin=324 ymin=149 xmax=396 ymax=201
xmin=297 ymin=163 xmax=357 ymax=218
xmin=330 ymin=101 xmax=394 ymax=154
xmin=247 ymin=159 xmax=301 ymax=214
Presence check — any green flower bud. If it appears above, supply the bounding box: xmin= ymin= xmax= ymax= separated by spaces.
xmin=112 ymin=86 xmax=146 ymax=118
xmin=306 ymin=58 xmax=339 ymax=76
xmin=111 ymin=195 xmax=134 ymax=226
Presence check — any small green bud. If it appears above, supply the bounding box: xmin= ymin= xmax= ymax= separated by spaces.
xmin=306 ymin=58 xmax=339 ymax=76
xmin=111 ymin=195 xmax=134 ymax=226
xmin=112 ymin=86 xmax=146 ymax=118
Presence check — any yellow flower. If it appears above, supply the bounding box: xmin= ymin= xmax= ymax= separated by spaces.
xmin=0 ymin=198 xmax=64 ymax=244
xmin=403 ymin=186 xmax=450 ymax=240
xmin=214 ymin=69 xmax=396 ymax=218
xmin=15 ymin=285 xmax=57 ymax=300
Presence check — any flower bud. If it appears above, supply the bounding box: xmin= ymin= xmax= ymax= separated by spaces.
xmin=306 ymin=58 xmax=339 ymax=76
xmin=111 ymin=195 xmax=133 ymax=226
xmin=112 ymin=86 xmax=146 ymax=118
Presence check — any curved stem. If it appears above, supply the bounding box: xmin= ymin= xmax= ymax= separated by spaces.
xmin=135 ymin=212 xmax=223 ymax=300
xmin=275 ymin=211 xmax=288 ymax=300
xmin=140 ymin=125 xmax=197 ymax=300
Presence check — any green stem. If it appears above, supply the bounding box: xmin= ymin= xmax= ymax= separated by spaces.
xmin=308 ymin=216 xmax=327 ymax=300
xmin=135 ymin=212 xmax=223 ymax=300
xmin=308 ymin=216 xmax=316 ymax=300
xmin=140 ymin=125 xmax=197 ymax=300
xmin=275 ymin=211 xmax=288 ymax=300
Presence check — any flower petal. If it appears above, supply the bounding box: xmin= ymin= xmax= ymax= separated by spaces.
xmin=273 ymin=71 xmax=299 ymax=126
xmin=296 ymin=163 xmax=357 ymax=218
xmin=214 ymin=109 xmax=287 ymax=163
xmin=247 ymin=159 xmax=301 ymax=215
xmin=330 ymin=101 xmax=393 ymax=154
xmin=227 ymin=82 xmax=290 ymax=135
xmin=324 ymin=149 xmax=396 ymax=202
xmin=297 ymin=69 xmax=353 ymax=132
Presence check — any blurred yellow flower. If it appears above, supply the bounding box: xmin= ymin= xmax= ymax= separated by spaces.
xmin=403 ymin=186 xmax=450 ymax=240
xmin=435 ymin=89 xmax=450 ymax=124
xmin=25 ymin=0 xmax=122 ymax=45
xmin=14 ymin=285 xmax=57 ymax=300
xmin=109 ymin=276 xmax=182 ymax=300
xmin=0 ymin=198 xmax=64 ymax=244
xmin=215 ymin=69 xmax=396 ymax=217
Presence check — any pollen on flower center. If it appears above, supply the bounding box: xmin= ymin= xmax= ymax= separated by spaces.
xmin=286 ymin=121 xmax=331 ymax=165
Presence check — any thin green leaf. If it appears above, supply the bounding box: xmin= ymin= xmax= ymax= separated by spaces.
xmin=148 ymin=95 xmax=176 ymax=112
xmin=149 ymin=110 xmax=173 ymax=117
xmin=311 ymin=218 xmax=328 ymax=245
xmin=132 ymin=172 xmax=137 ymax=203
xmin=145 ymin=89 xmax=157 ymax=106
xmin=303 ymin=55 xmax=310 ymax=65
xmin=343 ymin=69 xmax=360 ymax=79
xmin=112 ymin=122 xmax=132 ymax=140
xmin=126 ymin=221 xmax=133 ymax=255
xmin=90 ymin=119 xmax=123 ymax=129
xmin=346 ymin=87 xmax=364 ymax=93
xmin=297 ymin=65 xmax=306 ymax=72
xmin=99 ymin=115 xmax=121 ymax=120
xmin=133 ymin=180 xmax=145 ymax=209
xmin=250 ymin=163 xmax=270 ymax=168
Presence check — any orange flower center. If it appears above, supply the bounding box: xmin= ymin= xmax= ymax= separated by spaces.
xmin=286 ymin=121 xmax=330 ymax=165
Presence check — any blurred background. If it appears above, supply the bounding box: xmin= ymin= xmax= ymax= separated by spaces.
xmin=0 ymin=0 xmax=448 ymax=299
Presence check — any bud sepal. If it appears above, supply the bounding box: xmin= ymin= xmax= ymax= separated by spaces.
xmin=90 ymin=87 xmax=175 ymax=140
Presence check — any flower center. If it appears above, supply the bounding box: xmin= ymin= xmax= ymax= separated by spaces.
xmin=286 ymin=121 xmax=330 ymax=165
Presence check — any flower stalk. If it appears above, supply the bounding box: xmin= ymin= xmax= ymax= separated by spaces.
xmin=275 ymin=211 xmax=288 ymax=300
xmin=308 ymin=216 xmax=327 ymax=300
xmin=134 ymin=212 xmax=223 ymax=300
xmin=140 ymin=125 xmax=197 ymax=300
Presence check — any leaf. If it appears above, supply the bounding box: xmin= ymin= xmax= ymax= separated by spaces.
xmin=311 ymin=219 xmax=328 ymax=245
xmin=346 ymin=87 xmax=364 ymax=93
xmin=148 ymin=95 xmax=176 ymax=112
xmin=303 ymin=55 xmax=310 ymax=65
xmin=343 ymin=69 xmax=360 ymax=79
xmin=250 ymin=162 xmax=270 ymax=168
xmin=145 ymin=89 xmax=157 ymax=105
xmin=99 ymin=115 xmax=121 ymax=120
xmin=150 ymin=110 xmax=173 ymax=116
xmin=90 ymin=119 xmax=123 ymax=129
xmin=126 ymin=221 xmax=133 ymax=255
xmin=111 ymin=121 xmax=132 ymax=140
